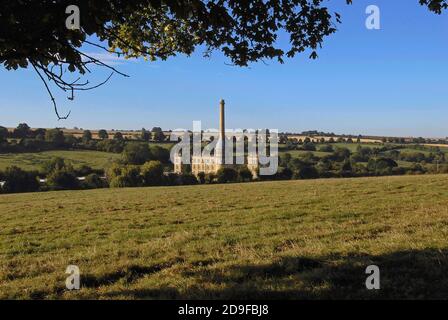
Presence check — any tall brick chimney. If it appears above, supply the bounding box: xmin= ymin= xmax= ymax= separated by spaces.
xmin=219 ymin=99 xmax=225 ymax=164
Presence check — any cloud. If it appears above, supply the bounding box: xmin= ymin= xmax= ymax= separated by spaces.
xmin=82 ymin=52 xmax=160 ymax=69
xmin=82 ymin=52 xmax=130 ymax=66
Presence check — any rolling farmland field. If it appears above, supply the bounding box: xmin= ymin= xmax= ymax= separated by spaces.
xmin=0 ymin=150 xmax=121 ymax=171
xmin=1 ymin=174 xmax=447 ymax=299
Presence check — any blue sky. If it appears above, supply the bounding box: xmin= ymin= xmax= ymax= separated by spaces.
xmin=1 ymin=0 xmax=447 ymax=137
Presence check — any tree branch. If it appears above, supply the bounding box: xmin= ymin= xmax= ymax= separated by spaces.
xmin=31 ymin=61 xmax=71 ymax=120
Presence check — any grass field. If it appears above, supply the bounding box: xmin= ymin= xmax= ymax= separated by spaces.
xmin=1 ymin=174 xmax=447 ymax=299
xmin=0 ymin=150 xmax=121 ymax=171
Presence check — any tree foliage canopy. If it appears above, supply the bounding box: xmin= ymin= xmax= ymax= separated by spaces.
xmin=2 ymin=0 xmax=446 ymax=70
xmin=0 ymin=0 xmax=446 ymax=117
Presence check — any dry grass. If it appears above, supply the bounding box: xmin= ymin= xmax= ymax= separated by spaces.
xmin=1 ymin=175 xmax=447 ymax=299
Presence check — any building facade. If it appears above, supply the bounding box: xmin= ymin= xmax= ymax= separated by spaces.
xmin=173 ymin=99 xmax=259 ymax=178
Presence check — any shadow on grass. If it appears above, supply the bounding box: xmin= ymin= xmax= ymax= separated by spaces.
xmin=82 ymin=259 xmax=184 ymax=288
xmin=102 ymin=248 xmax=448 ymax=299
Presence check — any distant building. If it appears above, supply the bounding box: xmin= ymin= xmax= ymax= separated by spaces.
xmin=174 ymin=99 xmax=259 ymax=178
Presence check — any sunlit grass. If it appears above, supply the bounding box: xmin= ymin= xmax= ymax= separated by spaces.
xmin=1 ymin=174 xmax=447 ymax=299
xmin=0 ymin=150 xmax=120 ymax=171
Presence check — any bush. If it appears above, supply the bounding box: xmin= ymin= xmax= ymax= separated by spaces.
xmin=106 ymin=163 xmax=123 ymax=180
xmin=339 ymin=161 xmax=354 ymax=177
xmin=318 ymin=145 xmax=334 ymax=152
xmin=353 ymin=163 xmax=368 ymax=176
xmin=400 ymin=152 xmax=426 ymax=163
xmin=45 ymin=129 xmax=65 ymax=147
xmin=97 ymin=139 xmax=124 ymax=153
xmin=316 ymin=159 xmax=331 ymax=173
xmin=39 ymin=157 xmax=83 ymax=190
xmin=351 ymin=152 xmax=368 ymax=162
xmin=301 ymin=142 xmax=316 ymax=151
xmin=152 ymin=129 xmax=166 ymax=142
xmin=82 ymin=130 xmax=92 ymax=143
xmin=217 ymin=167 xmax=238 ymax=183
xmin=275 ymin=167 xmax=293 ymax=180
xmin=289 ymin=158 xmax=306 ymax=171
xmin=179 ymin=173 xmax=198 ymax=185
xmin=41 ymin=157 xmax=66 ymax=175
xmin=0 ymin=166 xmax=40 ymax=194
xmin=149 ymin=145 xmax=170 ymax=163
xmin=341 ymin=160 xmax=353 ymax=171
xmin=299 ymin=151 xmax=316 ymax=163
xmin=108 ymin=164 xmax=142 ymax=188
xmin=409 ymin=163 xmax=425 ymax=174
xmin=13 ymin=123 xmax=31 ymax=139
xmin=376 ymin=158 xmax=398 ymax=170
xmin=141 ymin=160 xmax=164 ymax=186
xmin=83 ymin=173 xmax=105 ymax=189
xmin=333 ymin=147 xmax=351 ymax=161
xmin=238 ymin=166 xmax=253 ymax=182
xmin=392 ymin=167 xmax=406 ymax=175
xmin=295 ymin=166 xmax=319 ymax=179
xmin=122 ymin=166 xmax=142 ymax=186
xmin=64 ymin=134 xmax=78 ymax=147
xmin=46 ymin=166 xmax=79 ymax=190
xmin=0 ymin=126 xmax=8 ymax=142
xmin=122 ymin=142 xmax=151 ymax=165
xmin=165 ymin=172 xmax=182 ymax=186
xmin=98 ymin=129 xmax=109 ymax=140
xmin=113 ymin=132 xmax=124 ymax=141
xmin=205 ymin=173 xmax=216 ymax=184
xmin=197 ymin=172 xmax=206 ymax=184
xmin=367 ymin=157 xmax=398 ymax=174
xmin=76 ymin=165 xmax=95 ymax=177
xmin=17 ymin=138 xmax=50 ymax=152
xmin=279 ymin=153 xmax=292 ymax=167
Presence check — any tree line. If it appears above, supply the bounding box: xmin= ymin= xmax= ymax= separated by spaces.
xmin=2 ymin=123 xmax=448 ymax=194
xmin=273 ymin=144 xmax=447 ymax=181
xmin=0 ymin=124 xmax=168 ymax=154
xmin=0 ymin=153 xmax=253 ymax=195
